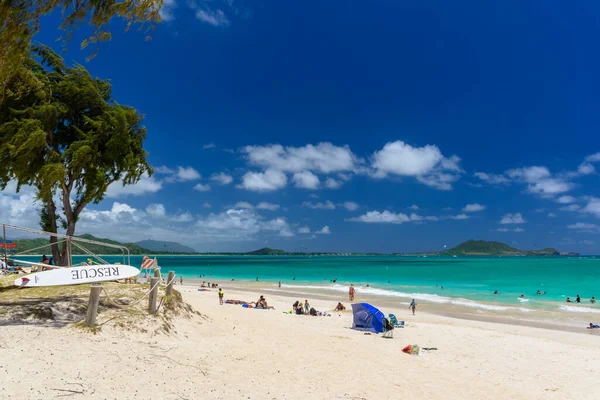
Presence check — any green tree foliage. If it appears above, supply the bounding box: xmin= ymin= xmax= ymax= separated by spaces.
xmin=0 ymin=0 xmax=163 ymax=103
xmin=0 ymin=44 xmax=151 ymax=265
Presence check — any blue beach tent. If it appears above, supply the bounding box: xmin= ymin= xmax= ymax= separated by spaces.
xmin=351 ymin=303 xmax=386 ymax=333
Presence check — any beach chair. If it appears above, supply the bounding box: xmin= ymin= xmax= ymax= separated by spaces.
xmin=382 ymin=317 xmax=394 ymax=339
xmin=389 ymin=314 xmax=405 ymax=328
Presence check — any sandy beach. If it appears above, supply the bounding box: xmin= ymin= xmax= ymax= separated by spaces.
xmin=1 ymin=282 xmax=599 ymax=400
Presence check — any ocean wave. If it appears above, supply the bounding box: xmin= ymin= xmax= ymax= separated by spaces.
xmin=559 ymin=305 xmax=600 ymax=314
xmin=518 ymin=298 xmax=530 ymax=303
xmin=280 ymin=283 xmax=511 ymax=311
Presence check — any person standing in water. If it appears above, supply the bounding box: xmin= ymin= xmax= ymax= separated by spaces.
xmin=576 ymin=294 xmax=581 ymax=303
xmin=349 ymin=284 xmax=355 ymax=302
xmin=278 ymin=281 xmax=281 ymax=288
xmin=409 ymin=299 xmax=417 ymax=315
xmin=218 ymin=288 xmax=224 ymax=305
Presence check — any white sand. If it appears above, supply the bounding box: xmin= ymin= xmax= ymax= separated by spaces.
xmin=1 ymin=284 xmax=599 ymax=399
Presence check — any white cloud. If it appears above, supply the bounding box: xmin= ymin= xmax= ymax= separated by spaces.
xmin=499 ymin=213 xmax=525 ymax=224
xmin=202 ymin=202 xmax=212 ymax=208
xmin=560 ymin=204 xmax=581 ymax=212
xmin=557 ymin=195 xmax=576 ymax=204
xmin=496 ymin=228 xmax=509 ymax=232
xmin=211 ymin=173 xmax=233 ymax=185
xmin=548 ymin=213 xmax=557 ymax=217
xmin=239 ymin=169 xmax=287 ymax=192
xmin=298 ymin=226 xmax=311 ymax=234
xmin=567 ymin=222 xmax=597 ymax=230
xmin=324 ymin=178 xmax=343 ymax=189
xmin=507 ymin=166 xmax=572 ymax=196
xmin=409 ymin=204 xmax=420 ymax=210
xmin=234 ymin=202 xmax=254 ymax=209
xmin=474 ymin=172 xmax=510 ymax=185
xmin=196 ymin=9 xmax=230 ymax=27
xmin=242 ymin=143 xmax=359 ymax=174
xmin=174 ymin=166 xmax=201 ymax=181
xmin=193 ymin=183 xmax=211 ymax=192
xmin=445 ymin=214 xmax=469 ymax=220
xmin=171 ymin=212 xmax=193 ymax=223
xmin=292 ymin=171 xmax=320 ymax=189
xmin=256 ymin=202 xmax=280 ymax=211
xmin=341 ymin=201 xmax=359 ymax=211
xmin=203 ymin=143 xmax=216 ymax=150
xmin=302 ymin=201 xmax=335 ymax=210
xmin=154 ymin=165 xmax=175 ymax=174
xmin=371 ymin=141 xmax=462 ymax=190
xmin=513 ymin=227 xmax=525 ymax=232
xmin=347 ymin=210 xmax=411 ymax=224
xmin=316 ymin=226 xmax=331 ymax=235
xmin=146 ymin=203 xmax=166 ymax=217
xmin=495 ymin=228 xmax=524 ymax=232
xmin=577 ymin=163 xmax=595 ymax=176
xmin=585 ymin=152 xmax=600 ymax=163
xmin=462 ymin=203 xmax=486 ymax=212
xmin=198 ymin=208 xmax=293 ymax=238
xmin=106 ymin=173 xmax=163 ymax=198
xmin=581 ymin=197 xmax=600 ymax=218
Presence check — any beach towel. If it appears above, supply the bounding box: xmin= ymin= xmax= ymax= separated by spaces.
xmin=402 ymin=344 xmax=420 ymax=355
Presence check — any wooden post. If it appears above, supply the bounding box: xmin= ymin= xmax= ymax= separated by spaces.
xmin=154 ymin=268 xmax=161 ymax=277
xmin=166 ymin=271 xmax=175 ymax=296
xmin=2 ymin=224 xmax=7 ymax=266
xmin=148 ymin=277 xmax=159 ymax=314
xmin=85 ymin=284 xmax=102 ymax=326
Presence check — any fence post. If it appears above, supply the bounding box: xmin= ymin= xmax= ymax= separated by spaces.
xmin=148 ymin=277 xmax=159 ymax=314
xmin=85 ymin=284 xmax=102 ymax=326
xmin=166 ymin=271 xmax=175 ymax=296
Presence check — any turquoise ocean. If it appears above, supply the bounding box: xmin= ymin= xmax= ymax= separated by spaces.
xmin=17 ymin=254 xmax=600 ymax=318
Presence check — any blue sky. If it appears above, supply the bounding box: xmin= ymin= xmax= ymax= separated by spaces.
xmin=3 ymin=0 xmax=600 ymax=253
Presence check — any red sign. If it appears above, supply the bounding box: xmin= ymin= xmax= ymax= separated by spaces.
xmin=0 ymin=242 xmax=16 ymax=250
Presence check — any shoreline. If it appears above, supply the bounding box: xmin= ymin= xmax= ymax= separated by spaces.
xmin=179 ymin=278 xmax=600 ymax=335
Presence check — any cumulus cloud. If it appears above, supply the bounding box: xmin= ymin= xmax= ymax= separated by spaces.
xmin=154 ymin=165 xmax=175 ymax=174
xmin=242 ymin=143 xmax=359 ymax=174
xmin=193 ymin=183 xmax=211 ymax=192
xmin=316 ymin=226 xmax=331 ymax=235
xmin=341 ymin=202 xmax=359 ymax=211
xmin=203 ymin=143 xmax=216 ymax=150
xmin=474 ymin=172 xmax=510 ymax=185
xmin=211 ymin=173 xmax=233 ymax=185
xmin=506 ymin=166 xmax=572 ymax=196
xmin=171 ymin=212 xmax=193 ymax=223
xmin=548 ymin=213 xmax=557 ymax=217
xmin=585 ymin=152 xmax=600 ymax=163
xmin=495 ymin=228 xmax=524 ymax=232
xmin=256 ymin=202 xmax=280 ymax=211
xmin=239 ymin=169 xmax=287 ymax=192
xmin=293 ymin=171 xmax=320 ymax=189
xmin=347 ymin=210 xmax=411 ymax=224
xmin=324 ymin=178 xmax=343 ymax=189
xmin=371 ymin=141 xmax=462 ymax=190
xmin=160 ymin=0 xmax=176 ymax=21
xmin=445 ymin=214 xmax=469 ymax=220
xmin=202 ymin=202 xmax=212 ymax=208
xmin=409 ymin=204 xmax=420 ymax=210
xmin=557 ymin=195 xmax=576 ymax=204
xmin=581 ymin=197 xmax=600 ymax=218
xmin=560 ymin=204 xmax=581 ymax=212
xmin=174 ymin=167 xmax=201 ymax=182
xmin=106 ymin=173 xmax=163 ymax=198
xmin=567 ymin=222 xmax=597 ymax=230
xmin=146 ymin=203 xmax=166 ymax=217
xmin=298 ymin=226 xmax=311 ymax=234
xmin=302 ymin=201 xmax=336 ymax=210
xmin=234 ymin=202 xmax=254 ymax=209
xmin=462 ymin=203 xmax=486 ymax=212
xmin=499 ymin=213 xmax=525 ymax=224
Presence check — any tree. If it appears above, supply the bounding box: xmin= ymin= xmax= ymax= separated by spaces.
xmin=0 ymin=44 xmax=151 ymax=266
xmin=0 ymin=0 xmax=163 ymax=103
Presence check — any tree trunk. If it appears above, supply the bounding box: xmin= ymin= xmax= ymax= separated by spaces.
xmin=45 ymin=197 xmax=65 ymax=266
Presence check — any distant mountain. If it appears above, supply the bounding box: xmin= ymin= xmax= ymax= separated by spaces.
xmin=245 ymin=247 xmax=285 ymax=255
xmin=440 ymin=240 xmax=570 ymax=256
xmin=136 ymin=240 xmax=197 ymax=254
xmin=14 ymin=234 xmax=150 ymax=255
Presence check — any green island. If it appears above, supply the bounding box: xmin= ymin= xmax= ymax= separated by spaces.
xmin=9 ymin=238 xmax=579 ymax=257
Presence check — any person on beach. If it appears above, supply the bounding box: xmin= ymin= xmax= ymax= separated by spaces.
xmin=304 ymin=300 xmax=310 ymax=314
xmin=256 ymin=277 xmax=259 ymax=281
xmin=292 ymin=300 xmax=299 ymax=312
xmin=180 ymin=276 xmax=183 ymax=285
xmin=278 ymin=281 xmax=281 ymax=288
xmin=519 ymin=294 xmax=525 ymax=299
xmin=576 ymin=295 xmax=581 ymax=303
xmin=588 ymin=323 xmax=599 ymax=329
xmin=409 ymin=299 xmax=417 ymax=315
xmin=334 ymin=302 xmax=346 ymax=311
xmin=566 ymin=297 xmax=571 ymax=302
xmin=218 ymin=288 xmax=224 ymax=305
xmin=591 ymin=297 xmax=596 ymax=304
xmin=349 ymin=284 xmax=355 ymax=301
